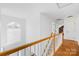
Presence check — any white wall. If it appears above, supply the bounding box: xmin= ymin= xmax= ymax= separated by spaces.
xmin=64 ymin=17 xmax=75 ymax=40
xmin=40 ymin=13 xmax=52 ymax=39
xmin=75 ymin=16 xmax=79 ymax=42
xmin=64 ymin=15 xmax=79 ymax=43
xmin=0 ymin=8 xmax=2 ymax=51
xmin=52 ymin=22 xmax=56 ymax=33
xmin=1 ymin=7 xmax=40 ymax=43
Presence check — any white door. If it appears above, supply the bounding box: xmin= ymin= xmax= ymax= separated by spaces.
xmin=64 ymin=17 xmax=75 ymax=40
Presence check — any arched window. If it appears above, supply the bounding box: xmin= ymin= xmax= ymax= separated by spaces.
xmin=7 ymin=22 xmax=21 ymax=45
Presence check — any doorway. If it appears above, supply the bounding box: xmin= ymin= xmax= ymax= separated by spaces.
xmin=59 ymin=25 xmax=64 ymax=33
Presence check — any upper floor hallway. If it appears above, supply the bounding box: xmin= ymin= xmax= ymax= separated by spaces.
xmin=0 ymin=3 xmax=79 ymax=56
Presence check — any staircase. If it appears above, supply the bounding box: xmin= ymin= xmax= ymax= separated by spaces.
xmin=54 ymin=39 xmax=79 ymax=56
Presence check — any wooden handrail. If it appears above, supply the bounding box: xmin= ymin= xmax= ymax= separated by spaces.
xmin=0 ymin=32 xmax=63 ymax=56
xmin=0 ymin=36 xmax=51 ymax=56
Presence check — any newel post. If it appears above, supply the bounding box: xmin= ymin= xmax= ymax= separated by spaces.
xmin=51 ymin=32 xmax=55 ymax=55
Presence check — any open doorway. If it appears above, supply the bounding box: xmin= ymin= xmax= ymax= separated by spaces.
xmin=59 ymin=25 xmax=64 ymax=33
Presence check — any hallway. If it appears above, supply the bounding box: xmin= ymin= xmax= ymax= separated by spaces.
xmin=0 ymin=3 xmax=79 ymax=56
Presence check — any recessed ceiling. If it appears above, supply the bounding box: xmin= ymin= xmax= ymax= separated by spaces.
xmin=57 ymin=3 xmax=72 ymax=8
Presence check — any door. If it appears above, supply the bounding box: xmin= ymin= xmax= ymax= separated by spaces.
xmin=64 ymin=17 xmax=75 ymax=40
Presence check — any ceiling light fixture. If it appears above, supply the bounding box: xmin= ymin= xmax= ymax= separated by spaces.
xmin=67 ymin=16 xmax=73 ymax=18
xmin=57 ymin=3 xmax=72 ymax=8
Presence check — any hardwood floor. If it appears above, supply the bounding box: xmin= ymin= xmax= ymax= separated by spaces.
xmin=76 ymin=46 xmax=79 ymax=56
xmin=54 ymin=39 xmax=79 ymax=56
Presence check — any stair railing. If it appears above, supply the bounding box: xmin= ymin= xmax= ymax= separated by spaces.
xmin=0 ymin=32 xmax=63 ymax=56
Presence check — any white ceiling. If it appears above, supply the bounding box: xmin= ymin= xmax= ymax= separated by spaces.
xmin=0 ymin=3 xmax=79 ymax=20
